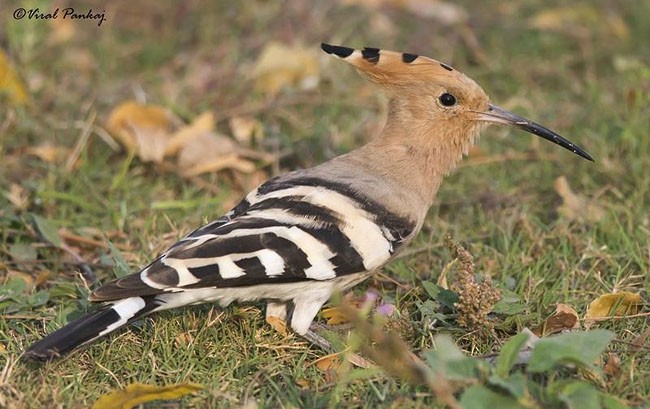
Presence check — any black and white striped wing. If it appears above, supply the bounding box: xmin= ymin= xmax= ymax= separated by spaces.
xmin=25 ymin=176 xmax=417 ymax=359
xmin=91 ymin=176 xmax=416 ymax=302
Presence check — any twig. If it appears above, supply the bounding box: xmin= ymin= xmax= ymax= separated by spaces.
xmin=65 ymin=110 xmax=96 ymax=172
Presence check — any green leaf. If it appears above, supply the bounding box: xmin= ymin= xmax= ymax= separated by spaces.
xmin=424 ymin=335 xmax=485 ymax=381
xmin=528 ymin=330 xmax=614 ymax=372
xmin=422 ymin=281 xmax=459 ymax=308
xmin=27 ymin=290 xmax=50 ymax=306
xmin=496 ymin=332 xmax=530 ymax=377
xmin=108 ymin=241 xmax=131 ymax=278
xmin=0 ymin=277 xmax=27 ymax=298
xmin=557 ymin=381 xmax=600 ymax=409
xmin=422 ymin=281 xmax=441 ymax=299
xmin=487 ymin=373 xmax=527 ymax=399
xmin=492 ymin=289 xmax=527 ymax=315
xmin=8 ymin=243 xmax=38 ymax=262
xmin=460 ymin=385 xmax=528 ymax=409
xmin=31 ymin=214 xmax=62 ymax=247
xmin=601 ymin=394 xmax=631 ymax=409
xmin=48 ymin=282 xmax=79 ymax=299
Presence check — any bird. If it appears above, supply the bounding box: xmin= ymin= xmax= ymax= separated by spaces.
xmin=25 ymin=43 xmax=593 ymax=360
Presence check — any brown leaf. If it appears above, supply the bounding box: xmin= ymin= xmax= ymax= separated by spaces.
xmin=229 ymin=116 xmax=264 ymax=147
xmin=91 ymin=383 xmax=203 ymax=409
xmin=34 ymin=270 xmax=51 ymax=287
xmin=603 ymin=352 xmax=621 ymax=377
xmin=265 ymin=315 xmax=289 ymax=337
xmin=26 ymin=143 xmax=68 ymax=163
xmin=629 ymin=327 xmax=650 ymax=354
xmin=554 ymin=176 xmax=605 ymax=223
xmin=314 ymin=353 xmax=344 ymax=372
xmin=533 ymin=303 xmax=580 ymax=336
xmin=584 ymin=292 xmax=643 ymax=329
xmin=251 ymin=42 xmax=320 ymax=96
xmin=105 ymin=101 xmax=180 ymax=163
xmin=295 ymin=379 xmax=310 ymax=389
xmin=5 ymin=184 xmax=30 ymax=210
xmin=177 ymin=134 xmax=254 ymax=177
xmin=165 ymin=111 xmax=215 ymax=156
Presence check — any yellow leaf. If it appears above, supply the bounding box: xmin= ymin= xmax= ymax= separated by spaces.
xmin=584 ymin=292 xmax=642 ymax=328
xmin=554 ymin=176 xmax=605 ymax=223
xmin=91 ymin=382 xmax=203 ymax=409
xmin=321 ymin=306 xmax=352 ymax=325
xmin=0 ymin=50 xmax=29 ymax=106
xmin=105 ymin=101 xmax=179 ymax=163
xmin=251 ymin=42 xmax=320 ymax=95
xmin=26 ymin=143 xmax=68 ymax=163
xmin=265 ymin=315 xmax=289 ymax=336
xmin=313 ymin=352 xmax=344 ymax=372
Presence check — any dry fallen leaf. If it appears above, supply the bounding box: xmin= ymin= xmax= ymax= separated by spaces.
xmin=584 ymin=292 xmax=643 ymax=329
xmin=295 ymin=379 xmax=311 ymax=389
xmin=91 ymin=383 xmax=203 ymax=409
xmin=177 ymin=133 xmax=255 ymax=177
xmin=314 ymin=352 xmax=344 ymax=372
xmin=603 ymin=352 xmax=621 ymax=377
xmin=0 ymin=50 xmax=28 ymax=106
xmin=251 ymin=42 xmax=320 ymax=95
xmin=265 ymin=315 xmax=289 ymax=337
xmin=554 ymin=176 xmax=605 ymax=223
xmin=529 ymin=5 xmax=629 ymax=40
xmin=629 ymin=327 xmax=650 ymax=354
xmin=165 ymin=111 xmax=215 ymax=156
xmin=229 ymin=116 xmax=264 ymax=147
xmin=26 ymin=143 xmax=68 ymax=163
xmin=5 ymin=183 xmax=30 ymax=210
xmin=321 ymin=292 xmax=376 ymax=325
xmin=533 ymin=303 xmax=580 ymax=337
xmin=105 ymin=101 xmax=180 ymax=163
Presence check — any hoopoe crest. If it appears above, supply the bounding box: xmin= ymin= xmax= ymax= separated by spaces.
xmin=25 ymin=44 xmax=592 ymax=360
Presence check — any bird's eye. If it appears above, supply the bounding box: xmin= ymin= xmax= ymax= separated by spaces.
xmin=439 ymin=92 xmax=457 ymax=107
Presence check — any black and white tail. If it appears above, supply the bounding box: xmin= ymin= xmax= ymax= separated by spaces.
xmin=25 ymin=296 xmax=156 ymax=360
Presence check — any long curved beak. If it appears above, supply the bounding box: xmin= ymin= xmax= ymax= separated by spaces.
xmin=477 ymin=104 xmax=594 ymax=162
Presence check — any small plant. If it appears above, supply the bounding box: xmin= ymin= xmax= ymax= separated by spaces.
xmin=445 ymin=235 xmax=501 ymax=330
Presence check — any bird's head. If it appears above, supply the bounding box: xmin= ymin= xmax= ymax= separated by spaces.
xmin=321 ymin=43 xmax=593 ymax=163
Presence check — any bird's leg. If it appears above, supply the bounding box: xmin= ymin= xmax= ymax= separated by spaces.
xmin=265 ymin=301 xmax=287 ymax=322
xmin=302 ymin=322 xmax=334 ymax=353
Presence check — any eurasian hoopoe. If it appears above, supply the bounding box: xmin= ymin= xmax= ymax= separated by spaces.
xmin=25 ymin=44 xmax=593 ymax=360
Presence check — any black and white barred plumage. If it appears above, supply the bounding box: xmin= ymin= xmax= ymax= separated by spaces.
xmin=25 ymin=173 xmax=415 ymax=359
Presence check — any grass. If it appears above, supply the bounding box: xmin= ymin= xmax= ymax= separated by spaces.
xmin=1 ymin=0 xmax=649 ymax=407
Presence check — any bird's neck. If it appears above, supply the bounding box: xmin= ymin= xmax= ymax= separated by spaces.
xmin=360 ymin=104 xmax=478 ymax=208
